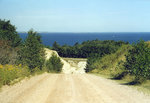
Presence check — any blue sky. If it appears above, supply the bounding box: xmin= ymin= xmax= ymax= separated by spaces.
xmin=0 ymin=0 xmax=150 ymax=32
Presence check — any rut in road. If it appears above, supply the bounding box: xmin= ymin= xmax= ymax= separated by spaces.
xmin=0 ymin=73 xmax=150 ymax=103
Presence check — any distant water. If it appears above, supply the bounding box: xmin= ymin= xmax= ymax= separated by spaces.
xmin=19 ymin=32 xmax=150 ymax=46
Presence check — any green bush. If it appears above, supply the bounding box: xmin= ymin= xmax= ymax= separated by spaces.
xmin=86 ymin=57 xmax=98 ymax=72
xmin=46 ymin=54 xmax=63 ymax=73
xmin=124 ymin=40 xmax=150 ymax=81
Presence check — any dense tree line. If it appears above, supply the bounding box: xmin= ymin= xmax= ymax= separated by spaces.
xmin=52 ymin=40 xmax=128 ymax=73
xmin=52 ymin=40 xmax=128 ymax=58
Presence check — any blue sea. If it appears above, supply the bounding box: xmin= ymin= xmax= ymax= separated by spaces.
xmin=19 ymin=32 xmax=150 ymax=46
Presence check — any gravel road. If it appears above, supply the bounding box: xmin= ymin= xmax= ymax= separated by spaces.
xmin=0 ymin=73 xmax=150 ymax=103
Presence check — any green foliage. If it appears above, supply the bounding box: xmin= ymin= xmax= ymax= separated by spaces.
xmin=124 ymin=40 xmax=150 ymax=81
xmin=0 ymin=19 xmax=21 ymax=47
xmin=18 ymin=29 xmax=45 ymax=72
xmin=46 ymin=53 xmax=63 ymax=73
xmin=53 ymin=40 xmax=128 ymax=58
xmin=52 ymin=41 xmax=63 ymax=55
xmin=53 ymin=41 xmax=60 ymax=50
xmin=44 ymin=45 xmax=52 ymax=49
xmin=86 ymin=57 xmax=98 ymax=72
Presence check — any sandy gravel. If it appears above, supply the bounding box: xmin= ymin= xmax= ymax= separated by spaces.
xmin=0 ymin=73 xmax=150 ymax=103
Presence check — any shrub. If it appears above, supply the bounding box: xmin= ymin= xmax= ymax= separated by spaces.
xmin=46 ymin=54 xmax=63 ymax=73
xmin=86 ymin=57 xmax=98 ymax=72
xmin=124 ymin=40 xmax=150 ymax=81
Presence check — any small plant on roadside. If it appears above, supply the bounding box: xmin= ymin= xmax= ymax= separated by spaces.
xmin=46 ymin=53 xmax=63 ymax=73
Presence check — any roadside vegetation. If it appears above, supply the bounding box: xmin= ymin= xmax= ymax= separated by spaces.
xmin=0 ymin=19 xmax=63 ymax=88
xmin=0 ymin=64 xmax=30 ymax=87
xmin=46 ymin=53 xmax=63 ymax=73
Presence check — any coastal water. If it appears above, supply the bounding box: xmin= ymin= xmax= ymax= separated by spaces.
xmin=19 ymin=32 xmax=150 ymax=46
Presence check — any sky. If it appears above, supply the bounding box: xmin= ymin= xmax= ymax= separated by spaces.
xmin=0 ymin=0 xmax=150 ymax=32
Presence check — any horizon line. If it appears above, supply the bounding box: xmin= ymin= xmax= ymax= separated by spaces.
xmin=18 ymin=31 xmax=150 ymax=33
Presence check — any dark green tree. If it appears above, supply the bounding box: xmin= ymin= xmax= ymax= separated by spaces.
xmin=124 ymin=40 xmax=150 ymax=81
xmin=46 ymin=53 xmax=63 ymax=73
xmin=0 ymin=19 xmax=21 ymax=47
xmin=18 ymin=29 xmax=45 ymax=72
xmin=52 ymin=41 xmax=62 ymax=55
xmin=52 ymin=41 xmax=60 ymax=51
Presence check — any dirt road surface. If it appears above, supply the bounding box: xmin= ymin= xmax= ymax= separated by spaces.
xmin=0 ymin=73 xmax=150 ymax=103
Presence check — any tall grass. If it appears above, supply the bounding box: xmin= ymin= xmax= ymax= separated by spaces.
xmin=0 ymin=64 xmax=30 ymax=87
xmin=91 ymin=45 xmax=131 ymax=77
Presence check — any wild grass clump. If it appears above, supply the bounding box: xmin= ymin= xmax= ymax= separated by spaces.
xmin=0 ymin=64 xmax=30 ymax=87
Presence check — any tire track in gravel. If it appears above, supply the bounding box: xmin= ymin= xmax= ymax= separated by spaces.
xmin=1 ymin=74 xmax=150 ymax=103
